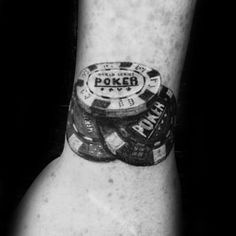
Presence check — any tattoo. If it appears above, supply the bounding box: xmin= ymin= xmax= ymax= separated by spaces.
xmin=66 ymin=62 xmax=176 ymax=166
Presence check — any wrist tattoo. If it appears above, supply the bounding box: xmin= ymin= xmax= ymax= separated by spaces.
xmin=66 ymin=62 xmax=176 ymax=166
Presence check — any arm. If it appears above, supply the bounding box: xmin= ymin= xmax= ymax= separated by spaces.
xmin=65 ymin=1 xmax=196 ymax=234
xmin=13 ymin=1 xmax=197 ymax=235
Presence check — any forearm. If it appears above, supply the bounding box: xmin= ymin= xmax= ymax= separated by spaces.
xmin=12 ymin=1 xmax=197 ymax=236
xmin=63 ymin=0 xmax=196 ymax=235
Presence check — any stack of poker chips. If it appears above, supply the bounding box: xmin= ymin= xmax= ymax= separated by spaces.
xmin=66 ymin=62 xmax=176 ymax=166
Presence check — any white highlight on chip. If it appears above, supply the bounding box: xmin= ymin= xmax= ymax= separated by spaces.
xmin=77 ymin=87 xmax=94 ymax=107
xmin=69 ymin=134 xmax=83 ymax=152
xmin=105 ymin=132 xmax=125 ymax=154
xmin=72 ymin=123 xmax=78 ymax=132
xmin=153 ymin=144 xmax=166 ymax=164
xmin=166 ymin=88 xmax=173 ymax=98
xmin=147 ymin=76 xmax=161 ymax=94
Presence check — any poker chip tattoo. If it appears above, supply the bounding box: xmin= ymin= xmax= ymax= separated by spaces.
xmin=66 ymin=62 xmax=177 ymax=166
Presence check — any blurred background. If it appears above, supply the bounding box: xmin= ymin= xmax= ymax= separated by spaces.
xmin=0 ymin=0 xmax=212 ymax=235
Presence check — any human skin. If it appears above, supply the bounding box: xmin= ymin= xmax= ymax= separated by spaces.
xmin=12 ymin=0 xmax=196 ymax=235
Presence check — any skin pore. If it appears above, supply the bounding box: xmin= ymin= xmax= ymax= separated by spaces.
xmin=12 ymin=1 xmax=197 ymax=236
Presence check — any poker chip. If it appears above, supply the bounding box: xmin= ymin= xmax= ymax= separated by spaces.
xmin=66 ymin=100 xmax=115 ymax=162
xmin=75 ymin=62 xmax=161 ymax=118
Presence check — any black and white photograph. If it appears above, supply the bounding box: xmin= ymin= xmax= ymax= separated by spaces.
xmin=0 ymin=0 xmax=213 ymax=235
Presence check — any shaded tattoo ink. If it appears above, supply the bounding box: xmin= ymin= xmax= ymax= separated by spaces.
xmin=66 ymin=62 xmax=176 ymax=166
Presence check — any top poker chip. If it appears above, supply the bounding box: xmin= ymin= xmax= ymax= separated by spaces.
xmin=75 ymin=62 xmax=161 ymax=117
